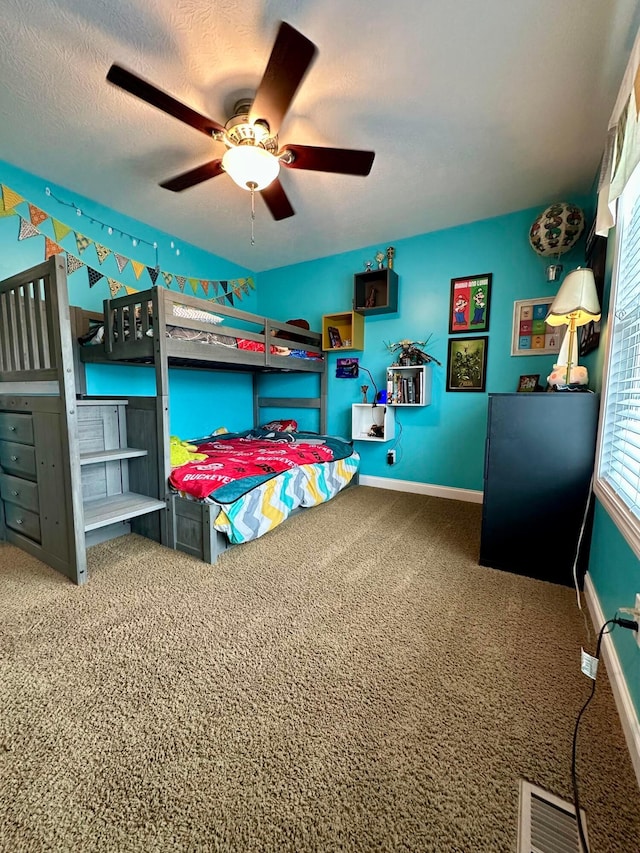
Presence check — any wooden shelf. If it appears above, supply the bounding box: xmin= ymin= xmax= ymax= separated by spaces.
xmin=83 ymin=492 xmax=165 ymax=532
xmin=351 ymin=404 xmax=395 ymax=442
xmin=354 ymin=269 xmax=398 ymax=315
xmin=80 ymin=447 xmax=148 ymax=465
xmin=322 ymin=311 xmax=365 ymax=351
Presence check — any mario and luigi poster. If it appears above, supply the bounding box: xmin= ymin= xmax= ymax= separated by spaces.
xmin=448 ymin=273 xmax=492 ymax=334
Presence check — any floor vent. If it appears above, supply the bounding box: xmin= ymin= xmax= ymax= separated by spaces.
xmin=518 ymin=780 xmax=588 ymax=853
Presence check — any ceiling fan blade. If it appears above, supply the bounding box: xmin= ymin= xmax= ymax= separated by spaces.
xmin=281 ymin=144 xmax=375 ymax=176
xmin=107 ymin=64 xmax=225 ymax=137
xmin=261 ymin=179 xmax=295 ymax=220
xmin=248 ymin=22 xmax=317 ymax=135
xmin=160 ymin=159 xmax=224 ymax=192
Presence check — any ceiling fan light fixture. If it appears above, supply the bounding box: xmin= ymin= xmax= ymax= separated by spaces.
xmin=221 ymin=145 xmax=280 ymax=191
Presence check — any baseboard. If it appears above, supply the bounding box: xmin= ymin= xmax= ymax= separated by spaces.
xmin=358 ymin=475 xmax=483 ymax=503
xmin=584 ymin=572 xmax=640 ymax=788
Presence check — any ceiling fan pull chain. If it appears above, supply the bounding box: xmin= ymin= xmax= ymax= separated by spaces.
xmin=250 ymin=182 xmax=257 ymax=246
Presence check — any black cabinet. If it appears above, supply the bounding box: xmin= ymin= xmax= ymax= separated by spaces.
xmin=479 ymin=392 xmax=599 ymax=586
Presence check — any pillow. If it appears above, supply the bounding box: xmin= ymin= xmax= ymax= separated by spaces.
xmin=172 ymin=304 xmax=223 ymax=325
xmin=260 ymin=419 xmax=298 ymax=433
xmin=210 ymin=426 xmax=230 ymax=435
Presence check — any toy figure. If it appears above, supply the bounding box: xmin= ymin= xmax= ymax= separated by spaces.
xmin=471 ymin=288 xmax=486 ymax=325
xmin=453 ymin=295 xmax=468 ymax=325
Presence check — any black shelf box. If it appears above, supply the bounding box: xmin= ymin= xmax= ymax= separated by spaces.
xmin=353 ymin=269 xmax=399 ymax=315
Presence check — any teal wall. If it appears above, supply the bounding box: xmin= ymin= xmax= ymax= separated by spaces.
xmin=257 ymin=205 xmax=588 ymax=490
xmin=0 ymin=159 xmax=258 ymax=433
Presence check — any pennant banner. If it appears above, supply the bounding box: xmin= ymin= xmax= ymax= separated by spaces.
xmin=0 ymin=182 xmax=256 ymax=306
xmin=88 ymin=268 xmax=104 ymax=288
xmin=44 ymin=237 xmax=63 ymax=260
xmin=18 ymin=217 xmax=39 ymax=240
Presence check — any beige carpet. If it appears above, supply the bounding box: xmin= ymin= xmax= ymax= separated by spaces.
xmin=0 ymin=486 xmax=638 ymax=852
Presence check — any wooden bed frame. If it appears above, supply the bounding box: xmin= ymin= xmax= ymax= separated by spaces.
xmin=77 ymin=283 xmax=336 ymax=564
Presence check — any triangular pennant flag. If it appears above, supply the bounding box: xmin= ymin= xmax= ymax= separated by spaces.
xmin=175 ymin=275 xmax=186 ymax=293
xmin=88 ymin=268 xmax=104 ymax=288
xmin=241 ymin=281 xmax=250 ymax=295
xmin=226 ymin=292 xmax=234 ymax=306
xmin=44 ymin=237 xmax=63 ymax=260
xmin=114 ymin=253 xmax=129 ymax=273
xmin=248 ymin=277 xmax=255 ymax=290
xmin=0 ymin=206 xmax=17 ymax=219
xmin=212 ymin=281 xmax=220 ymax=296
xmin=66 ymin=254 xmax=85 ymax=275
xmin=18 ymin=217 xmax=39 ymax=240
xmin=130 ymin=259 xmax=145 ymax=280
xmin=2 ymin=185 xmax=23 ymax=211
xmin=107 ymin=278 xmax=122 ymax=297
xmin=200 ymin=281 xmax=209 ymax=296
xmin=48 ymin=219 xmax=68 ymax=243
xmin=220 ymin=280 xmax=229 ymax=294
xmin=125 ymin=286 xmax=139 ymax=295
xmin=52 ymin=219 xmax=72 ymax=242
xmin=75 ymin=232 xmax=91 ymax=255
xmin=147 ymin=266 xmax=159 ymax=285
xmin=162 ymin=272 xmax=173 ymax=288
xmin=189 ymin=278 xmax=198 ymax=295
xmin=95 ymin=243 xmax=111 ymax=265
xmin=29 ymin=204 xmax=48 ymax=227
xmin=233 ymin=285 xmax=243 ymax=301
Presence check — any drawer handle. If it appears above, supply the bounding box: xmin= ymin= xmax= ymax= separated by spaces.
xmin=9 ymin=426 xmax=16 ymax=431
xmin=11 ymin=490 xmax=19 ymax=496
xmin=15 ymin=518 xmax=23 ymax=525
xmin=10 ymin=455 xmax=18 ymax=462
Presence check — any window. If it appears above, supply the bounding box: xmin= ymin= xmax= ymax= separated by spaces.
xmin=595 ymin=160 xmax=640 ymax=558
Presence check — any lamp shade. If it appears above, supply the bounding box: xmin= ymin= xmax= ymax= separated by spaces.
xmin=545 ymin=267 xmax=602 ymax=327
xmin=222 ymin=145 xmax=280 ymax=191
xmin=528 ymin=202 xmax=585 ymax=258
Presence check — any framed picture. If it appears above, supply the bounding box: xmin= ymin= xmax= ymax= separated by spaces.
xmin=517 ymin=374 xmax=539 ymax=392
xmin=449 ymin=273 xmax=492 ymax=334
xmin=446 ymin=336 xmax=488 ymax=392
xmin=511 ymin=297 xmax=563 ymax=356
xmin=579 ymin=224 xmax=606 ymax=356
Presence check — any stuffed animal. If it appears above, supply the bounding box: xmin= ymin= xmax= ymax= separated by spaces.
xmin=170 ymin=436 xmax=208 ymax=468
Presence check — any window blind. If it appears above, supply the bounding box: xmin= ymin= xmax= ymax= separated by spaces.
xmin=598 ymin=164 xmax=640 ymax=528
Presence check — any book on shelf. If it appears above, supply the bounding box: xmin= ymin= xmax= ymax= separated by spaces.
xmin=327 ymin=326 xmax=343 ymax=348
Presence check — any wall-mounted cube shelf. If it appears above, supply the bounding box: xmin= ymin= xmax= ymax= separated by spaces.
xmin=353 ymin=269 xmax=399 ymax=315
xmin=351 ymin=404 xmax=395 ymax=442
xmin=386 ymin=365 xmax=432 ymax=406
xmin=322 ymin=311 xmax=364 ymax=351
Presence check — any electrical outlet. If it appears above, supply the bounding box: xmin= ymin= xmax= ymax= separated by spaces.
xmin=636 ymin=594 xmax=640 ymax=649
xmin=387 ymin=449 xmax=396 ymax=465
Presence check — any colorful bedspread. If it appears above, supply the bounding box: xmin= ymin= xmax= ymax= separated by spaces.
xmin=169 ymin=431 xmax=352 ymax=501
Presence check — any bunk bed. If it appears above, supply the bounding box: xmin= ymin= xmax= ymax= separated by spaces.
xmin=78 ymin=284 xmax=359 ymax=565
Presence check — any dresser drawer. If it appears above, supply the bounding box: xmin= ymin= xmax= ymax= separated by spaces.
xmin=4 ymin=501 xmax=41 ymax=542
xmin=0 ymin=441 xmax=37 ymax=480
xmin=0 ymin=412 xmax=34 ymax=445
xmin=0 ymin=474 xmax=39 ymax=513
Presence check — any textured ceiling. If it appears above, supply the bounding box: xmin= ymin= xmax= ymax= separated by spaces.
xmin=0 ymin=0 xmax=638 ymax=272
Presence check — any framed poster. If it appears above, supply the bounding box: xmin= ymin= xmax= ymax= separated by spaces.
xmin=517 ymin=374 xmax=540 ymax=392
xmin=446 ymin=336 xmax=488 ymax=392
xmin=449 ymin=273 xmax=492 ymax=333
xmin=511 ymin=297 xmax=563 ymax=356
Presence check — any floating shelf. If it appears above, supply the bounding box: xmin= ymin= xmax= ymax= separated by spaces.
xmin=354 ymin=269 xmax=399 ymax=315
xmin=351 ymin=403 xmax=395 ymax=442
xmin=322 ymin=311 xmax=365 ymax=351
xmin=386 ymin=365 xmax=432 ymax=406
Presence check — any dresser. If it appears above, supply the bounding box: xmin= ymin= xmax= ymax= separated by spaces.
xmin=479 ymin=392 xmax=600 ymax=586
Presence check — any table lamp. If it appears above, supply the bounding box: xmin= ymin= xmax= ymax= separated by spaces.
xmin=545 ymin=267 xmax=601 ymax=388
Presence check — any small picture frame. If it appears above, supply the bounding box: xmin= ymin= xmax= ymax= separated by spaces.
xmin=449 ymin=273 xmax=492 ymax=334
xmin=446 ymin=336 xmax=489 ymax=392
xmin=517 ymin=374 xmax=539 ymax=392
xmin=511 ymin=297 xmax=562 ymax=356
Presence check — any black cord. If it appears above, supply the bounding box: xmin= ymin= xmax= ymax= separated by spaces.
xmin=571 ymin=619 xmax=616 ymax=853
xmin=358 ymin=365 xmax=379 ymax=405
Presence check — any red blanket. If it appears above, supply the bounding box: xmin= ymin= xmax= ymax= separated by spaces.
xmin=169 ymin=437 xmax=334 ymax=499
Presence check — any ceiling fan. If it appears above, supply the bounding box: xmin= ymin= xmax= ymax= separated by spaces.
xmin=106 ymin=21 xmax=375 ymax=220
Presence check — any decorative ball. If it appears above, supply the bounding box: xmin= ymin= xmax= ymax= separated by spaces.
xmin=528 ymin=202 xmax=585 ymax=258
